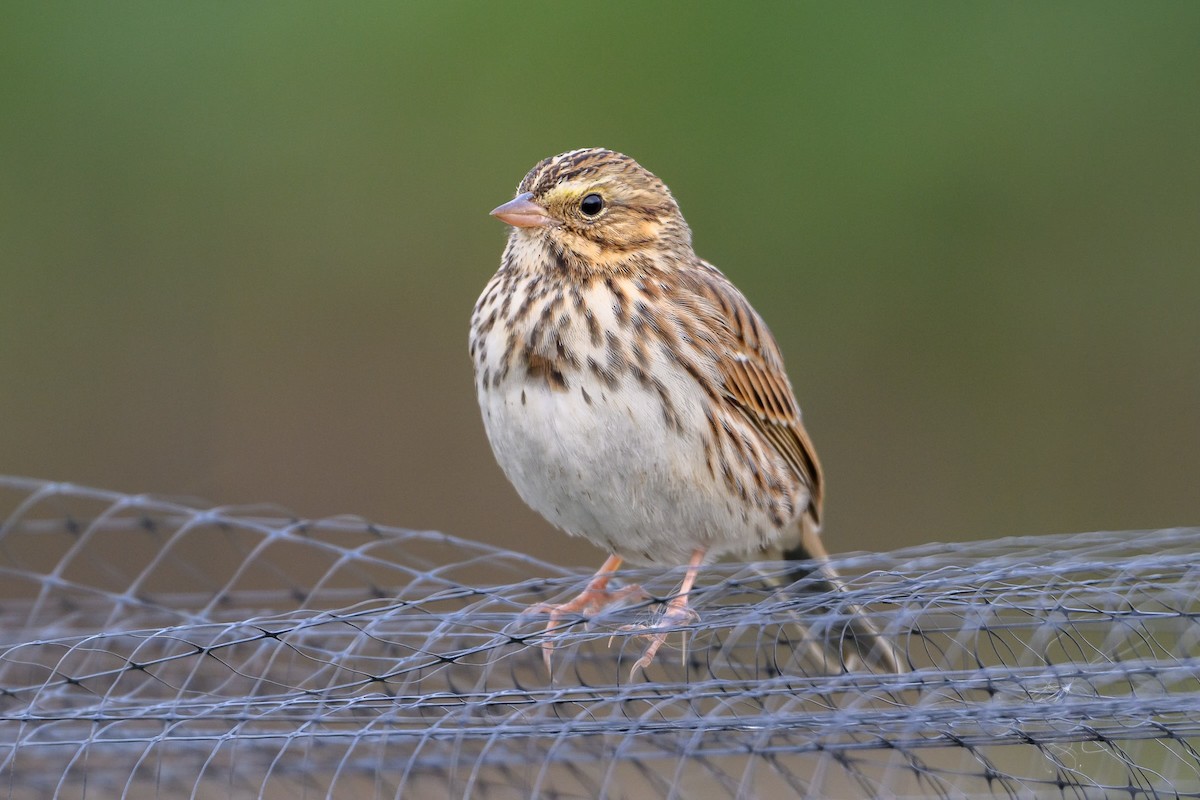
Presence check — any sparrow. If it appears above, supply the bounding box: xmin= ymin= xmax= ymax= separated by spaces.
xmin=470 ymin=148 xmax=903 ymax=676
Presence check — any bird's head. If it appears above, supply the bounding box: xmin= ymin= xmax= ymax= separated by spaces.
xmin=491 ymin=148 xmax=691 ymax=270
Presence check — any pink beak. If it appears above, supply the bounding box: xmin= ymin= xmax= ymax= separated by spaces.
xmin=490 ymin=192 xmax=555 ymax=228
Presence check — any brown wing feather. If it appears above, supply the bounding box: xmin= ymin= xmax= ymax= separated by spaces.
xmin=690 ymin=266 xmax=824 ymax=526
xmin=681 ymin=267 xmax=902 ymax=672
xmin=719 ymin=350 xmax=824 ymax=525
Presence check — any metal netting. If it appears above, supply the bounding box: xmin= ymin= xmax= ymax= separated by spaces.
xmin=1 ymin=475 xmax=1197 ymax=799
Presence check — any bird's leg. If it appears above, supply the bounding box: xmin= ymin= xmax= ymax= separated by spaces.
xmin=529 ymin=554 xmax=648 ymax=673
xmin=628 ymin=547 xmax=706 ymax=678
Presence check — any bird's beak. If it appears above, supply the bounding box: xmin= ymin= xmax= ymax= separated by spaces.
xmin=490 ymin=192 xmax=555 ymax=228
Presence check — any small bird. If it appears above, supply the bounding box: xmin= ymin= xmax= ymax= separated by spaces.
xmin=470 ymin=148 xmax=902 ymax=676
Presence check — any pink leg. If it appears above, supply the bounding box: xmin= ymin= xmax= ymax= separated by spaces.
xmin=530 ymin=554 xmax=647 ymax=673
xmin=629 ymin=547 xmax=707 ymax=678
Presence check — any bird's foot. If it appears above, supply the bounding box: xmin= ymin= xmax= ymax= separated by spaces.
xmin=528 ymin=583 xmax=649 ymax=674
xmin=620 ymin=597 xmax=701 ymax=679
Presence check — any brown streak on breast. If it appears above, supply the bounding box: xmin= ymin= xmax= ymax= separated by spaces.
xmin=587 ymin=356 xmax=620 ymax=390
xmin=584 ymin=308 xmax=602 ymax=347
xmin=526 ymin=352 xmax=569 ymax=392
xmin=606 ymin=277 xmax=630 ymax=326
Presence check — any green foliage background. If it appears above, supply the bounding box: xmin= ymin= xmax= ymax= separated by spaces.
xmin=3 ymin=3 xmax=1197 ymax=562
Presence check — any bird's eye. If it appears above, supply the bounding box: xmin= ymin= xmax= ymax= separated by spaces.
xmin=579 ymin=193 xmax=604 ymax=217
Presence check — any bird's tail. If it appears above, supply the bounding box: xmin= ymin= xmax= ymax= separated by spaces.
xmin=760 ymin=520 xmax=906 ymax=674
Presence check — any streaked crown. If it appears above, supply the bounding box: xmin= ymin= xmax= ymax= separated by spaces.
xmin=503 ymin=148 xmax=690 ymax=256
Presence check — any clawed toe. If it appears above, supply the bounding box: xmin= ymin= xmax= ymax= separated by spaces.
xmin=617 ymin=602 xmax=700 ymax=635
xmin=526 ymin=549 xmax=708 ymax=679
xmin=622 ymin=601 xmax=701 ymax=679
xmin=526 ymin=559 xmax=648 ymax=674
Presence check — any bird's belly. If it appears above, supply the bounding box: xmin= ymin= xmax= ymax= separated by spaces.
xmin=478 ymin=371 xmax=778 ymax=565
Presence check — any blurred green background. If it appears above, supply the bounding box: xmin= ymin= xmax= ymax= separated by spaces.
xmin=2 ymin=3 xmax=1197 ymax=566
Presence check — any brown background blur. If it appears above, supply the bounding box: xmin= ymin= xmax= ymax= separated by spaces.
xmin=3 ymin=4 xmax=1197 ymax=568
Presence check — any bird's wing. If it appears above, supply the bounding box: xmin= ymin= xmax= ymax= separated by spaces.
xmin=684 ymin=266 xmax=903 ymax=673
xmin=689 ymin=265 xmax=824 ymax=525
xmin=719 ymin=343 xmax=824 ymax=526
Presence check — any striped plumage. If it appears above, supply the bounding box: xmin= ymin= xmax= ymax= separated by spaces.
xmin=471 ymin=148 xmax=900 ymax=675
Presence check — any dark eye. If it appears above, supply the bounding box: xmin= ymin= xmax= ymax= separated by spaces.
xmin=579 ymin=193 xmax=604 ymax=217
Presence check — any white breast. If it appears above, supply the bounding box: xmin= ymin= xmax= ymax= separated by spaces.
xmin=472 ymin=279 xmax=788 ymax=566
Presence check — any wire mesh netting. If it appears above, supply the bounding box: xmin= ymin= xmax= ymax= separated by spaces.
xmin=1 ymin=475 xmax=1198 ymax=799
